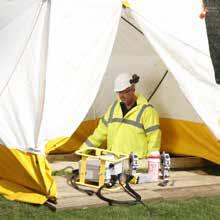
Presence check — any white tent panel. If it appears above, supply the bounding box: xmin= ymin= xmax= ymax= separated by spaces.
xmin=151 ymin=73 xmax=202 ymax=122
xmin=86 ymin=17 xmax=167 ymax=119
xmin=0 ymin=0 xmax=122 ymax=153
xmin=128 ymin=0 xmax=220 ymax=138
xmin=0 ymin=0 xmax=219 ymax=154
xmin=0 ymin=0 xmax=42 ymax=93
xmin=0 ymin=0 xmax=38 ymax=29
xmin=38 ymin=0 xmax=122 ymax=149
xmin=87 ymin=14 xmax=201 ymax=124
xmin=0 ymin=0 xmax=49 ymax=151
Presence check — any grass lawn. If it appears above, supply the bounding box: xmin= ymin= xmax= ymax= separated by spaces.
xmin=0 ymin=195 xmax=220 ymax=220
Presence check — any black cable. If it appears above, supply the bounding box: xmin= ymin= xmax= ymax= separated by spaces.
xmin=120 ymin=175 xmax=153 ymax=220
xmin=96 ymin=184 xmax=138 ymax=206
xmin=96 ymin=174 xmax=141 ymax=206
xmin=148 ymin=70 xmax=168 ymax=101
xmin=121 ymin=16 xmax=168 ymax=104
xmin=121 ymin=16 xmax=144 ymax=35
xmin=119 ymin=175 xmax=141 ymax=201
xmin=69 ymin=169 xmax=95 ymax=196
xmin=70 ymin=170 xmax=153 ymax=219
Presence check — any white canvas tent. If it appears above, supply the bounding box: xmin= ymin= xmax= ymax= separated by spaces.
xmin=0 ymin=0 xmax=220 ymax=204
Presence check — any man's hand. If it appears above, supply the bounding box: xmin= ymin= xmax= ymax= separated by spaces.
xmin=199 ymin=6 xmax=208 ymax=19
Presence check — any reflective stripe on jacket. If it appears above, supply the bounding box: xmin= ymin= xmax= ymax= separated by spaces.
xmin=81 ymin=94 xmax=161 ymax=158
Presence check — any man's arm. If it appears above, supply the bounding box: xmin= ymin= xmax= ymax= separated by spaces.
xmin=79 ymin=107 xmax=111 ymax=149
xmin=142 ymin=107 xmax=161 ymax=156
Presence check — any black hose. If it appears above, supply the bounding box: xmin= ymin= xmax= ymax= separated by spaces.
xmin=70 ymin=169 xmax=95 ymax=196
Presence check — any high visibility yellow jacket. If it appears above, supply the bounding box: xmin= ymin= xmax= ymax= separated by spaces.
xmin=80 ymin=94 xmax=161 ymax=158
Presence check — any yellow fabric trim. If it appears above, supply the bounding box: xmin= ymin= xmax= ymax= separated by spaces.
xmin=48 ymin=118 xmax=220 ymax=164
xmin=46 ymin=119 xmax=99 ymax=154
xmin=46 ymin=137 xmax=69 ymax=154
xmin=0 ymin=180 xmax=47 ymax=204
xmin=160 ymin=118 xmax=220 ymax=164
xmin=122 ymin=0 xmax=130 ymax=8
xmin=0 ymin=146 xmax=57 ymax=204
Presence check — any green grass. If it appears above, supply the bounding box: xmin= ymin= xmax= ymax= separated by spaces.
xmin=1 ymin=195 xmax=220 ymax=220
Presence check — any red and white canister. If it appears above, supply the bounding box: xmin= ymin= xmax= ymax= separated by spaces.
xmin=147 ymin=151 xmax=160 ymax=181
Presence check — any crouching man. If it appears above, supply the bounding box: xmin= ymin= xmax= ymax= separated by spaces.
xmin=80 ymin=72 xmax=161 ymax=162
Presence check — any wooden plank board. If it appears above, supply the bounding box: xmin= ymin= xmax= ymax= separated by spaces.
xmin=156 ymin=184 xmax=220 ymax=200
xmin=48 ymin=168 xmax=220 ymax=211
xmin=47 ymin=189 xmax=162 ymax=211
xmin=47 ymin=157 xmax=220 ymax=211
xmin=50 ymin=161 xmax=78 ymax=172
xmin=54 ymin=169 xmax=220 ymax=193
xmin=100 ymin=175 xmax=217 ymax=192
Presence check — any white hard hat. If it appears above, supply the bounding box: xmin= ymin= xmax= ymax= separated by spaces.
xmin=114 ymin=72 xmax=133 ymax=92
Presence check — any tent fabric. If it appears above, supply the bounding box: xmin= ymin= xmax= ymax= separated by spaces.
xmin=1 ymin=0 xmax=220 ymax=205
xmin=0 ymin=0 xmax=122 ymax=203
xmin=0 ymin=0 xmax=49 ymax=152
xmin=160 ymin=118 xmax=220 ymax=164
xmin=46 ymin=119 xmax=100 ymax=154
xmin=0 ymin=0 xmax=122 ymax=154
xmin=48 ymin=0 xmax=220 ymax=165
xmin=47 ymin=118 xmax=220 ymax=164
xmin=128 ymin=0 xmax=220 ymax=139
xmin=37 ymin=0 xmax=122 ymax=149
xmin=0 ymin=146 xmax=56 ymax=204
